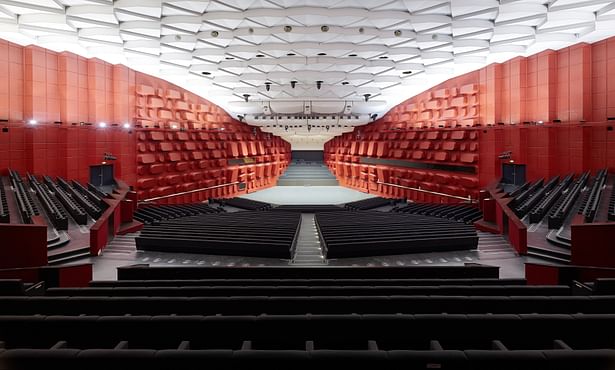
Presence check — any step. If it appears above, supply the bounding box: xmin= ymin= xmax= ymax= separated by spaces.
xmin=527 ymin=245 xmax=571 ymax=264
xmin=527 ymin=251 xmax=571 ymax=264
xmin=47 ymin=249 xmax=91 ymax=265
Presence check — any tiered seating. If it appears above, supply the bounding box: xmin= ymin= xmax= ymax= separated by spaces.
xmin=0 ymin=177 xmax=9 ymax=223
xmin=579 ymin=169 xmax=608 ymax=223
xmin=344 ymin=197 xmax=402 ymax=210
xmin=509 ymin=178 xmax=543 ymax=208
xmin=72 ymin=180 xmax=105 ymax=208
xmin=44 ymin=176 xmax=88 ymax=225
xmin=513 ymin=176 xmax=559 ymax=218
xmin=548 ymin=172 xmax=589 ymax=229
xmin=135 ymin=211 xmax=300 ymax=258
xmin=57 ymin=177 xmax=103 ymax=218
xmin=316 ymin=211 xmax=478 ymax=257
xmin=213 ymin=197 xmax=272 ymax=211
xmin=271 ymin=205 xmax=343 ymax=213
xmin=528 ymin=174 xmax=574 ymax=223
xmin=609 ymin=183 xmax=615 ymax=221
xmin=391 ymin=202 xmax=483 ymax=224
xmin=27 ymin=174 xmax=68 ymax=230
xmin=133 ymin=203 xmax=219 ymax=224
xmin=88 ymin=183 xmax=109 ymax=199
xmin=8 ymin=169 xmax=40 ymax=224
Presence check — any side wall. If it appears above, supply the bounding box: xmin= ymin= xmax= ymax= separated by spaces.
xmin=0 ymin=39 xmax=290 ymax=198
xmin=325 ymin=37 xmax=615 ymax=200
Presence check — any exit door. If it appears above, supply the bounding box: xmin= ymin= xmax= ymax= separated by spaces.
xmin=502 ymin=163 xmax=526 ymax=186
xmin=90 ymin=164 xmax=114 ymax=187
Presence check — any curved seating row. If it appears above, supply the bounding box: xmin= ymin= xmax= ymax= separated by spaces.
xmin=514 ymin=176 xmax=559 ymax=218
xmin=316 ymin=211 xmax=478 ymax=258
xmin=44 ymin=176 xmax=88 ymax=225
xmin=344 ymin=197 xmax=403 ymax=211
xmin=8 ymin=169 xmax=39 ymax=224
xmin=57 ymin=177 xmax=102 ymax=218
xmin=72 ymin=180 xmax=105 ymax=208
xmin=135 ymin=211 xmax=301 ymax=258
xmin=528 ymin=174 xmax=574 ymax=223
xmin=579 ymin=169 xmax=608 ymax=223
xmin=28 ymin=174 xmax=68 ymax=230
xmin=391 ymin=202 xmax=482 ymax=224
xmin=133 ymin=203 xmax=220 ymax=224
xmin=548 ymin=172 xmax=589 ymax=229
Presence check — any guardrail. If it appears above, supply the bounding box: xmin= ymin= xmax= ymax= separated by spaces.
xmin=139 ymin=182 xmax=240 ymax=204
xmin=377 ymin=181 xmax=477 ymax=203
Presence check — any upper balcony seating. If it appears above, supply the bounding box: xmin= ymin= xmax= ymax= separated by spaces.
xmin=548 ymin=172 xmax=589 ymax=229
xmin=391 ymin=202 xmax=482 ymax=224
xmin=578 ymin=169 xmax=608 ymax=223
xmin=528 ymin=174 xmax=574 ymax=223
xmin=57 ymin=177 xmax=103 ymax=219
xmin=271 ymin=205 xmax=344 ymax=213
xmin=44 ymin=176 xmax=88 ymax=225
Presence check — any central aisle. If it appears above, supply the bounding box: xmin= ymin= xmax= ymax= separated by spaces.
xmin=238 ymin=186 xmax=375 ymax=205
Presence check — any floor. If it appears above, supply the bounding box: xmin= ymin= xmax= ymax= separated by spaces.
xmin=84 ymin=185 xmax=528 ymax=281
xmin=240 ymin=186 xmax=375 ymax=205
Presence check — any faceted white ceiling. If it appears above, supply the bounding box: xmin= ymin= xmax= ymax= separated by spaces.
xmin=1 ymin=0 xmax=615 ymax=147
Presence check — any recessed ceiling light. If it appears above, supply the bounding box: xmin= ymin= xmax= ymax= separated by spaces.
xmin=341 ymin=81 xmax=349 ymax=85
xmin=286 ymin=53 xmax=296 ymax=56
xmin=256 ymin=54 xmax=265 ymax=57
xmin=379 ymin=56 xmax=388 ymax=59
xmin=225 ymin=57 xmax=234 ymax=60
xmin=201 ymin=71 xmax=211 ymax=75
xmin=317 ymin=52 xmax=327 ymax=56
xmin=402 ymin=71 xmax=412 ymax=74
xmin=321 ymin=25 xmax=329 ymax=32
xmin=348 ymin=54 xmax=357 ymax=57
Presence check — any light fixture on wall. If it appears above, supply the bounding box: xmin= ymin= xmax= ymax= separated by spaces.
xmin=237 ymin=114 xmax=245 ymax=122
xmin=28 ymin=119 xmax=37 ymax=125
xmin=123 ymin=123 xmax=131 ymax=129
xmin=370 ymin=113 xmax=378 ymax=121
xmin=363 ymin=94 xmax=371 ymax=102
xmin=99 ymin=122 xmax=107 ymax=128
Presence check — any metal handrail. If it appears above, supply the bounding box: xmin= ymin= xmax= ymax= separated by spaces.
xmin=139 ymin=182 xmax=240 ymax=203
xmin=377 ymin=181 xmax=476 ymax=203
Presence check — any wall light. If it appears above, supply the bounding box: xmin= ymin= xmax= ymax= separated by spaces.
xmin=28 ymin=119 xmax=37 ymax=125
xmin=99 ymin=122 xmax=107 ymax=128
xmin=171 ymin=124 xmax=178 ymax=129
xmin=123 ymin=123 xmax=131 ymax=129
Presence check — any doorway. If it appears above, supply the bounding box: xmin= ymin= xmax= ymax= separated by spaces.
xmin=501 ymin=163 xmax=526 ymax=186
xmin=90 ymin=164 xmax=114 ymax=187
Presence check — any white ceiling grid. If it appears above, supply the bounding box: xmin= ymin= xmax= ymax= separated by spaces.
xmin=1 ymin=0 xmax=615 ymax=145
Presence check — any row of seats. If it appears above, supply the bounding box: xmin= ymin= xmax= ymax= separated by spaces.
xmin=133 ymin=203 xmax=220 ymax=224
xmin=8 ymin=169 xmax=40 ymax=224
xmin=528 ymin=174 xmax=574 ymax=223
xmin=72 ymin=180 xmax=105 ymax=209
xmin=45 ymin=285 xmax=571 ymax=297
xmin=212 ymin=197 xmax=272 ymax=211
xmin=44 ymin=176 xmax=88 ymax=225
xmin=513 ymin=176 xmax=559 ymax=218
xmin=57 ymin=177 xmax=102 ymax=218
xmin=135 ymin=211 xmax=301 ymax=258
xmin=115 ymin=265 xmax=501 ymax=280
xmin=0 ymin=176 xmax=9 ymax=223
xmin=28 ymin=174 xmax=68 ymax=230
xmin=3 ymin=295 xmax=615 ymax=315
xmin=344 ymin=197 xmax=402 ymax=211
xmin=548 ymin=172 xmax=589 ymax=229
xmin=609 ymin=180 xmax=615 ymax=221
xmin=579 ymin=169 xmax=609 ymax=223
xmin=271 ymin=205 xmax=343 ymax=213
xmin=391 ymin=202 xmax=482 ymax=224
xmin=315 ymin=211 xmax=478 ymax=258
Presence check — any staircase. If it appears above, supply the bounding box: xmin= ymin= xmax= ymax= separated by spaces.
xmin=277 ymin=162 xmax=338 ymax=186
xmin=290 ymin=214 xmax=326 ymax=265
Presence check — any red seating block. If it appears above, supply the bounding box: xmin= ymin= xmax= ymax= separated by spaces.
xmin=167 ymin=152 xmax=182 ymax=162
xmin=149 ymin=164 xmax=165 ymax=175
xmin=434 ymin=152 xmax=448 ymax=161
xmin=137 ymin=154 xmax=156 ymax=164
xmin=149 ymin=131 xmax=165 ymax=141
xmin=460 ymin=153 xmax=477 ymax=163
xmin=158 ymin=142 xmax=173 ymax=152
xmin=137 ymin=177 xmax=157 ymax=189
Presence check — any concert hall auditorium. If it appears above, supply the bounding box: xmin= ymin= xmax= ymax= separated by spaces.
xmin=1 ymin=0 xmax=615 ymax=368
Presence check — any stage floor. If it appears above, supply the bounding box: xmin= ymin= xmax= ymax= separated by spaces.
xmin=239 ymin=186 xmax=375 ymax=205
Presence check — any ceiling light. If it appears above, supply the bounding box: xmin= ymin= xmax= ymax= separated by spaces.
xmin=286 ymin=53 xmax=296 ymax=56
xmin=284 ymin=25 xmax=292 ymax=32
xmin=290 ymin=81 xmax=297 ymax=88
xmin=358 ymin=27 xmax=364 ymax=34
xmin=202 ymin=71 xmax=211 ymax=75
xmin=379 ymin=56 xmax=388 ymax=59
xmin=225 ymin=57 xmax=234 ymax=60
xmin=211 ymin=31 xmax=219 ymax=38
xmin=402 ymin=71 xmax=413 ymax=75
xmin=243 ymin=94 xmax=250 ymax=102
xmin=316 ymin=81 xmax=323 ymax=89
xmin=341 ymin=81 xmax=349 ymax=85
xmin=348 ymin=54 xmax=357 ymax=57
xmin=317 ymin=52 xmax=326 ymax=56
xmin=321 ymin=25 xmax=329 ymax=32
xmin=394 ymin=30 xmax=402 ymax=37
xmin=256 ymin=54 xmax=265 ymax=58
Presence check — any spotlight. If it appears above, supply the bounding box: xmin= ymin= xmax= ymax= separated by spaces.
xmin=290 ymin=80 xmax=297 ymax=88
xmin=265 ymin=82 xmax=271 ymax=91
xmin=28 ymin=119 xmax=37 ymax=125
xmin=316 ymin=80 xmax=323 ymax=90
xmin=243 ymin=94 xmax=250 ymax=102
xmin=370 ymin=113 xmax=378 ymax=121
xmin=123 ymin=123 xmax=131 ymax=129
xmin=171 ymin=124 xmax=178 ymax=129
xmin=237 ymin=114 xmax=245 ymax=122
xmin=363 ymin=94 xmax=371 ymax=102
xmin=284 ymin=125 xmax=288 ymax=131
xmin=99 ymin=122 xmax=107 ymax=128
xmin=325 ymin=125 xmax=329 ymax=131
